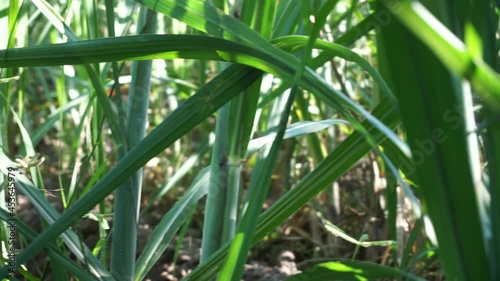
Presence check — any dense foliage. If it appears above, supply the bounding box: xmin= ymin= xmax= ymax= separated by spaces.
xmin=0 ymin=0 xmax=499 ymax=280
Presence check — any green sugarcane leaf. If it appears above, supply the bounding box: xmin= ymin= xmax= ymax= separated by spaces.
xmin=247 ymin=119 xmax=349 ymax=154
xmin=285 ymin=260 xmax=426 ymax=281
xmin=135 ymin=167 xmax=210 ymax=281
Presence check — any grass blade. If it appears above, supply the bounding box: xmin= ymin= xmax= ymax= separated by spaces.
xmin=285 ymin=260 xmax=426 ymax=281
xmin=134 ymin=168 xmax=210 ymax=281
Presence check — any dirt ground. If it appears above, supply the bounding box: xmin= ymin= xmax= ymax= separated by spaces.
xmin=14 ymin=156 xmax=390 ymax=280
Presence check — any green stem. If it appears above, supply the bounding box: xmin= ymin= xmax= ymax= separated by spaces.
xmin=110 ymin=7 xmax=157 ymax=280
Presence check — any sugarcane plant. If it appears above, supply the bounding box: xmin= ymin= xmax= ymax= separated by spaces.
xmin=0 ymin=0 xmax=498 ymax=280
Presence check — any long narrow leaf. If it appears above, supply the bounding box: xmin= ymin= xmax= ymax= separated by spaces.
xmin=285 ymin=260 xmax=426 ymax=281
xmin=135 ymin=168 xmax=210 ymax=281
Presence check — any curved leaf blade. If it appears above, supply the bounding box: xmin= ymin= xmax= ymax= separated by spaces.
xmin=285 ymin=261 xmax=426 ymax=281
